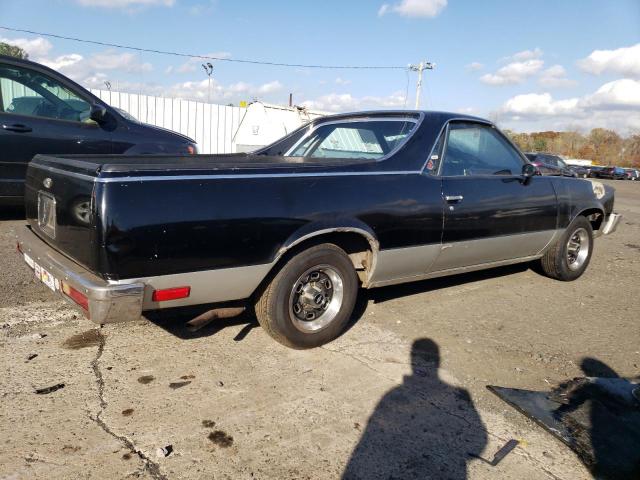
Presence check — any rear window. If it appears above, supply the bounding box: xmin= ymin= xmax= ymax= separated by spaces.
xmin=286 ymin=119 xmax=416 ymax=160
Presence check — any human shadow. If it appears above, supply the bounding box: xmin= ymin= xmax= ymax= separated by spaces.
xmin=555 ymin=357 xmax=640 ymax=480
xmin=342 ymin=338 xmax=488 ymax=480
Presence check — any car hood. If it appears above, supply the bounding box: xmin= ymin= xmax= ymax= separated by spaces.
xmin=134 ymin=122 xmax=196 ymax=144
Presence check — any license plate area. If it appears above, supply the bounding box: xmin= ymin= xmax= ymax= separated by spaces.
xmin=38 ymin=191 xmax=57 ymax=239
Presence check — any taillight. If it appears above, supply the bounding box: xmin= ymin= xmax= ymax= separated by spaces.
xmin=152 ymin=286 xmax=191 ymax=302
xmin=61 ymin=281 xmax=89 ymax=312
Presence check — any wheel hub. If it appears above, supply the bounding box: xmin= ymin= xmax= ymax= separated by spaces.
xmin=289 ymin=265 xmax=344 ymax=333
xmin=566 ymin=227 xmax=590 ymax=271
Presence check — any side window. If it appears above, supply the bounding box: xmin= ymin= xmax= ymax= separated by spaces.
xmin=440 ymin=123 xmax=524 ymax=176
xmin=0 ymin=63 xmax=91 ymax=122
xmin=424 ymin=130 xmax=445 ymax=175
xmin=287 ymin=120 xmax=415 ymax=160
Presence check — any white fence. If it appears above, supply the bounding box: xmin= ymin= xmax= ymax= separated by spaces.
xmin=89 ymin=89 xmax=325 ymax=154
xmin=90 ymin=89 xmax=242 ymax=154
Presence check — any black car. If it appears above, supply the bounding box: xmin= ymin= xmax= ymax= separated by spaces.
xmin=624 ymin=168 xmax=639 ymax=181
xmin=567 ymin=165 xmax=591 ymax=178
xmin=16 ymin=111 xmax=621 ymax=349
xmin=524 ymin=152 xmax=577 ymax=177
xmin=0 ymin=55 xmax=197 ymax=205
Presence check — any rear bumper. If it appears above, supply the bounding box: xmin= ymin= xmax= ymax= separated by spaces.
xmin=597 ymin=213 xmax=622 ymax=237
xmin=16 ymin=226 xmax=144 ymax=324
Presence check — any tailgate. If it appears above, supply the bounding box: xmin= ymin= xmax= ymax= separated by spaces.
xmin=25 ymin=155 xmax=101 ymax=274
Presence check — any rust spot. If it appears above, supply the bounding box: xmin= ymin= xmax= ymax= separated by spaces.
xmin=208 ymin=430 xmax=233 ymax=448
xmin=62 ymin=329 xmax=104 ymax=350
xmin=137 ymin=375 xmax=155 ymax=384
xmin=122 ymin=408 xmax=134 ymax=416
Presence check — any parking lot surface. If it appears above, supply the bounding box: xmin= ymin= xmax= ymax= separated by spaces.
xmin=1 ymin=179 xmax=638 ymax=480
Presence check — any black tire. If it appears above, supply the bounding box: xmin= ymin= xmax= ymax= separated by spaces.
xmin=538 ymin=216 xmax=593 ymax=281
xmin=254 ymin=243 xmax=358 ymax=349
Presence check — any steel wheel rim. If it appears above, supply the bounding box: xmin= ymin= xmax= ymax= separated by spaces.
xmin=289 ymin=264 xmax=344 ymax=333
xmin=566 ymin=227 xmax=590 ymax=271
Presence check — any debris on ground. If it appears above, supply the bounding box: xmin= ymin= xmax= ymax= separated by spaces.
xmin=35 ymin=383 xmax=65 ymax=394
xmin=489 ymin=376 xmax=640 ymax=480
xmin=155 ymin=445 xmax=173 ymax=458
xmin=26 ymin=353 xmax=38 ymax=361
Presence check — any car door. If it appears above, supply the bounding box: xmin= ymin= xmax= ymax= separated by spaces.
xmin=430 ymin=121 xmax=558 ymax=272
xmin=0 ymin=61 xmax=113 ymax=199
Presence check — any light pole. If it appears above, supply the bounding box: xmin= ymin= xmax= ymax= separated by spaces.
xmin=202 ymin=62 xmax=213 ymax=103
xmin=408 ymin=61 xmax=435 ymax=110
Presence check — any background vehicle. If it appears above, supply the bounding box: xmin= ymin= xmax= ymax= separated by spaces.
xmin=0 ymin=55 xmax=197 ymax=205
xmin=589 ymin=166 xmax=606 ymax=178
xmin=17 ymin=111 xmax=620 ymax=349
xmin=524 ymin=153 xmax=577 ymax=177
xmin=595 ymin=166 xmax=627 ymax=180
xmin=567 ymin=165 xmax=590 ymax=178
xmin=623 ymin=168 xmax=639 ymax=181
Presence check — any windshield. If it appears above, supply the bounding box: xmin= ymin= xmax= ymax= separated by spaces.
xmin=286 ymin=119 xmax=416 ymax=160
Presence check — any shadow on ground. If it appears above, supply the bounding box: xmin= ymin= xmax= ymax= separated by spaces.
xmin=0 ymin=207 xmax=25 ymax=221
xmin=343 ymin=338 xmax=488 ymax=479
xmin=145 ymin=264 xmax=529 ymax=342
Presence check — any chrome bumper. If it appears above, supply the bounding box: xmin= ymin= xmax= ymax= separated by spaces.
xmin=16 ymin=226 xmax=144 ymax=324
xmin=597 ymin=212 xmax=622 ymax=237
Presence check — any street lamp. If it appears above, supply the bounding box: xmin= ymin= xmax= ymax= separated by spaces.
xmin=202 ymin=62 xmax=213 ymax=103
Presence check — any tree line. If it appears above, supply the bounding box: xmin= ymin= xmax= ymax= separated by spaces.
xmin=504 ymin=128 xmax=640 ymax=168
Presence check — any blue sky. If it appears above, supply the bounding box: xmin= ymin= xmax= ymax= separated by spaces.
xmin=1 ymin=0 xmax=639 ymax=133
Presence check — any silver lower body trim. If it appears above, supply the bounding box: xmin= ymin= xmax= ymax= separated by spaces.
xmin=17 ymin=226 xmax=144 ymax=324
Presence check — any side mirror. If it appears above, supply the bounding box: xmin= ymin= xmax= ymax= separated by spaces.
xmin=89 ymin=104 xmax=107 ymax=123
xmin=521 ymin=163 xmax=537 ymax=184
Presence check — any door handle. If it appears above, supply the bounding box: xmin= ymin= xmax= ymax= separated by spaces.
xmin=444 ymin=195 xmax=464 ymax=202
xmin=2 ymin=123 xmax=32 ymax=133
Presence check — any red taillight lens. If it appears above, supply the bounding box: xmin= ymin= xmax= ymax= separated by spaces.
xmin=61 ymin=281 xmax=89 ymax=311
xmin=152 ymin=286 xmax=191 ymax=302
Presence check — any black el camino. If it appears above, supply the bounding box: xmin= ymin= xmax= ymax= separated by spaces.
xmin=16 ymin=110 xmax=621 ymax=348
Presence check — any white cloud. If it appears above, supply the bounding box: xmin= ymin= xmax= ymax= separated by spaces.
xmin=39 ymin=50 xmax=153 ymax=80
xmin=257 ymin=80 xmax=282 ymax=94
xmin=577 ymin=43 xmax=640 ymax=78
xmin=300 ymin=91 xmax=406 ymax=112
xmin=76 ymin=0 xmax=174 ymax=7
xmin=538 ymin=65 xmax=577 ymax=88
xmin=378 ymin=0 xmax=447 ymax=18
xmin=335 ymin=77 xmax=351 ymax=85
xmin=466 ymin=62 xmax=484 ymax=71
xmin=502 ymin=48 xmax=543 ymax=63
xmin=0 ymin=36 xmax=53 ymax=57
xmin=480 ymin=59 xmax=544 ymax=86
xmin=499 ymin=78 xmax=640 ymax=134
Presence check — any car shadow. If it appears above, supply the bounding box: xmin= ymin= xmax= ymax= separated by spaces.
xmin=0 ymin=206 xmax=26 ymax=221
xmin=146 ymin=263 xmax=529 ymax=341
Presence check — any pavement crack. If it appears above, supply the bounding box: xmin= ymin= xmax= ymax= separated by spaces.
xmin=89 ymin=328 xmax=168 ymax=480
xmin=320 ymin=345 xmax=396 ymax=382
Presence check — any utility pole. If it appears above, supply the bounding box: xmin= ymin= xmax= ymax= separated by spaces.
xmin=202 ymin=62 xmax=213 ymax=103
xmin=408 ymin=61 xmax=435 ymax=110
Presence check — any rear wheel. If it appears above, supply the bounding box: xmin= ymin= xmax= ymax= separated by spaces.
xmin=254 ymin=243 xmax=358 ymax=349
xmin=538 ymin=216 xmax=593 ymax=281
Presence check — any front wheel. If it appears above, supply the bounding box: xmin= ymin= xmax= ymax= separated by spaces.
xmin=254 ymin=243 xmax=358 ymax=349
xmin=538 ymin=216 xmax=593 ymax=281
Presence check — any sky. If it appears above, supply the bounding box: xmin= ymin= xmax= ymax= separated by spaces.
xmin=1 ymin=0 xmax=639 ymax=134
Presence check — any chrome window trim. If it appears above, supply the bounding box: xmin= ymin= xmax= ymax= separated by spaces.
xmin=283 ymin=113 xmax=424 ymax=162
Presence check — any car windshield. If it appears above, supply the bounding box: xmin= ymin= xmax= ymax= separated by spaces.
xmin=286 ymin=119 xmax=416 ymax=160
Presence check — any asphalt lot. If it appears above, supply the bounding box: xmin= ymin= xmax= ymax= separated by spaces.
xmin=1 ymin=179 xmax=638 ymax=480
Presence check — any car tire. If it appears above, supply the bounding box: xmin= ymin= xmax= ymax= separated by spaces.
xmin=254 ymin=243 xmax=358 ymax=349
xmin=538 ymin=216 xmax=593 ymax=281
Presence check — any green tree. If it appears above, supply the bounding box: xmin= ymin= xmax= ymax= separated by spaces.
xmin=533 ymin=137 xmax=547 ymax=152
xmin=0 ymin=42 xmax=29 ymax=59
